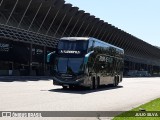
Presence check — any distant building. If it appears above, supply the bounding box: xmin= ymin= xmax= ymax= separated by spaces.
xmin=0 ymin=0 xmax=160 ymax=76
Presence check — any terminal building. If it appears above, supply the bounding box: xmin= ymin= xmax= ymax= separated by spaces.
xmin=0 ymin=0 xmax=160 ymax=76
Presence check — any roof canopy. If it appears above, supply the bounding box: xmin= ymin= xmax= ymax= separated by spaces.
xmin=0 ymin=0 xmax=160 ymax=65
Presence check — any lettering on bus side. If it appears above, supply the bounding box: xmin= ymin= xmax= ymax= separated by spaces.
xmin=99 ymin=56 xmax=113 ymax=63
xmin=60 ymin=50 xmax=81 ymax=54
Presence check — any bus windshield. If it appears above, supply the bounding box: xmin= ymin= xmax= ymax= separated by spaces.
xmin=58 ymin=40 xmax=88 ymax=50
xmin=55 ymin=57 xmax=84 ymax=74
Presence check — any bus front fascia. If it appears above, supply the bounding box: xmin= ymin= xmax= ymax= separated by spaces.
xmin=52 ymin=51 xmax=94 ymax=86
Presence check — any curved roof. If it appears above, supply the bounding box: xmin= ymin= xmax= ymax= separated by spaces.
xmin=0 ymin=0 xmax=160 ymax=65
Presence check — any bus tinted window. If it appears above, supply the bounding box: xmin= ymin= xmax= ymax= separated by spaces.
xmin=68 ymin=58 xmax=84 ymax=73
xmin=56 ymin=57 xmax=84 ymax=74
xmin=58 ymin=40 xmax=88 ymax=50
xmin=57 ymin=58 xmax=67 ymax=73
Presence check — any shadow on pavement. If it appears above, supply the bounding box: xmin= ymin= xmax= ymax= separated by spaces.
xmin=123 ymin=75 xmax=160 ymax=78
xmin=48 ymin=85 xmax=123 ymax=94
xmin=0 ymin=76 xmax=52 ymax=82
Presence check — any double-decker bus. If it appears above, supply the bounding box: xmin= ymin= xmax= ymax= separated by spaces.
xmin=47 ymin=37 xmax=124 ymax=89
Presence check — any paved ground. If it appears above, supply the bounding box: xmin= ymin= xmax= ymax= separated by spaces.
xmin=0 ymin=77 xmax=160 ymax=120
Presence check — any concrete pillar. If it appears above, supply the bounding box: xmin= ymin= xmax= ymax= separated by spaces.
xmin=43 ymin=46 xmax=46 ymax=75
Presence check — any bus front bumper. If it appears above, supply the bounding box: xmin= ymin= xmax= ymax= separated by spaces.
xmin=53 ymin=76 xmax=87 ymax=86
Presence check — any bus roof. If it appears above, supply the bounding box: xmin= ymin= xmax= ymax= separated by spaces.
xmin=60 ymin=37 xmax=124 ymax=52
xmin=61 ymin=37 xmax=89 ymax=41
xmin=90 ymin=37 xmax=124 ymax=52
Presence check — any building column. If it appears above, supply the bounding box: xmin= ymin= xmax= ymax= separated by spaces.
xmin=132 ymin=62 xmax=135 ymax=70
xmin=43 ymin=46 xmax=46 ymax=75
xmin=29 ymin=44 xmax=33 ymax=75
xmin=146 ymin=64 xmax=149 ymax=71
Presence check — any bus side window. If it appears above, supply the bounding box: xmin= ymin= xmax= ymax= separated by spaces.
xmin=88 ymin=40 xmax=94 ymax=51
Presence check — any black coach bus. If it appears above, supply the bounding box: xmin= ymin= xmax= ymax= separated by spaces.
xmin=47 ymin=37 xmax=124 ymax=89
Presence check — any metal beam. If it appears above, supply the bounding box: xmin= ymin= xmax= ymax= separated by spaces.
xmin=97 ymin=23 xmax=106 ymax=39
xmin=5 ymin=0 xmax=19 ymax=25
xmin=37 ymin=6 xmax=52 ymax=33
xmin=54 ymin=4 xmax=72 ymax=37
xmin=100 ymin=24 xmax=113 ymax=41
xmin=68 ymin=10 xmax=85 ymax=36
xmin=61 ymin=15 xmax=74 ymax=37
xmin=17 ymin=0 xmax=33 ymax=28
xmin=110 ymin=29 xmax=120 ymax=45
xmin=81 ymin=16 xmax=95 ymax=37
xmin=54 ymin=13 xmax=67 ymax=37
xmin=75 ymin=21 xmax=84 ymax=36
xmin=100 ymin=29 xmax=108 ymax=40
xmin=93 ymin=21 xmax=104 ymax=37
xmin=0 ymin=0 xmax=4 ymax=6
xmin=81 ymin=23 xmax=90 ymax=36
xmin=112 ymin=31 xmax=122 ymax=45
xmin=69 ymin=17 xmax=80 ymax=36
xmin=115 ymin=32 xmax=125 ymax=47
xmin=75 ymin=13 xmax=90 ymax=36
xmin=27 ymin=1 xmax=43 ymax=31
xmin=61 ymin=7 xmax=79 ymax=37
xmin=45 ymin=9 xmax=60 ymax=35
xmin=88 ymin=18 xmax=99 ymax=37
xmin=104 ymin=27 xmax=115 ymax=43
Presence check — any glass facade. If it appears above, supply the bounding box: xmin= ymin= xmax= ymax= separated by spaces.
xmin=0 ymin=39 xmax=54 ymax=76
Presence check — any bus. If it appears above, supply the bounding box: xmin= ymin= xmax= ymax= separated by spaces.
xmin=47 ymin=37 xmax=124 ymax=89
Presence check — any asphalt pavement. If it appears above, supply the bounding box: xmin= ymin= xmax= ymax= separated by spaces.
xmin=0 ymin=77 xmax=160 ymax=120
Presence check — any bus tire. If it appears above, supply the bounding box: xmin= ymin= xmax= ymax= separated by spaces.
xmin=115 ymin=77 xmax=118 ymax=87
xmin=112 ymin=77 xmax=117 ymax=87
xmin=62 ymin=86 xmax=68 ymax=89
xmin=116 ymin=76 xmax=119 ymax=86
xmin=69 ymin=85 xmax=74 ymax=89
xmin=96 ymin=76 xmax=100 ymax=88
xmin=90 ymin=77 xmax=95 ymax=89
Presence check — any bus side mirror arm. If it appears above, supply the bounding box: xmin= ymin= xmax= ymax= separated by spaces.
xmin=47 ymin=52 xmax=55 ymax=63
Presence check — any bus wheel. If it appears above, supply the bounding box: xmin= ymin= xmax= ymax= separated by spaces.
xmin=62 ymin=86 xmax=68 ymax=89
xmin=96 ymin=77 xmax=100 ymax=88
xmin=90 ymin=77 xmax=95 ymax=89
xmin=116 ymin=77 xmax=119 ymax=86
xmin=69 ymin=85 xmax=74 ymax=89
xmin=112 ymin=77 xmax=117 ymax=87
xmin=115 ymin=77 xmax=119 ymax=87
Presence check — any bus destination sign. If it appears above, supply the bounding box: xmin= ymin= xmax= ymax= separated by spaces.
xmin=60 ymin=50 xmax=81 ymax=54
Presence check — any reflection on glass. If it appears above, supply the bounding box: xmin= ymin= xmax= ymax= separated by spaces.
xmin=58 ymin=40 xmax=88 ymax=50
xmin=56 ymin=57 xmax=84 ymax=74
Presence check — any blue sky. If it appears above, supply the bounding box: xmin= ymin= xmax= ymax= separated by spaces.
xmin=65 ymin=0 xmax=160 ymax=47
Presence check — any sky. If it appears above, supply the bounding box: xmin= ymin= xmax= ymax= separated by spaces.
xmin=65 ymin=0 xmax=160 ymax=47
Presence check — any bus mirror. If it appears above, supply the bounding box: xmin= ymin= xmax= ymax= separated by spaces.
xmin=47 ymin=52 xmax=55 ymax=63
xmin=84 ymin=51 xmax=94 ymax=64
